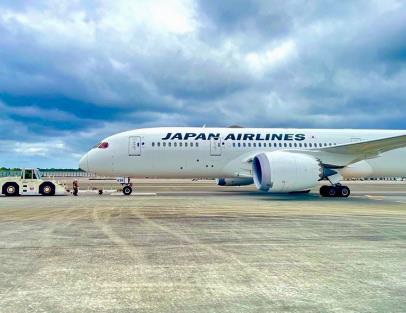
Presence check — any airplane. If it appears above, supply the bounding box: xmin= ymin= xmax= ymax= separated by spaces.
xmin=79 ymin=127 xmax=406 ymax=197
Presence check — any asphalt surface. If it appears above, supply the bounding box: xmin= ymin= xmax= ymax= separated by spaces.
xmin=0 ymin=180 xmax=405 ymax=313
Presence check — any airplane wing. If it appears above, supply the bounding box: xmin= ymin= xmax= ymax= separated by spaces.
xmin=293 ymin=134 xmax=406 ymax=167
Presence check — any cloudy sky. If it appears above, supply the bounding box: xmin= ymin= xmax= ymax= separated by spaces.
xmin=1 ymin=0 xmax=406 ymax=168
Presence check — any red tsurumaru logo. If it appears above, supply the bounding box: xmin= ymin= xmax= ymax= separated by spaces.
xmin=161 ymin=132 xmax=306 ymax=141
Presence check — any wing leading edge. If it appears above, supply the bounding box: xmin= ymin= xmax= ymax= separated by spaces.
xmin=294 ymin=134 xmax=406 ymax=167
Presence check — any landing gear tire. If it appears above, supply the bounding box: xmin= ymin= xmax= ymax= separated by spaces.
xmin=320 ymin=185 xmax=350 ymax=198
xmin=123 ymin=186 xmax=132 ymax=196
xmin=338 ymin=186 xmax=350 ymax=197
xmin=319 ymin=185 xmax=330 ymax=197
xmin=328 ymin=186 xmax=336 ymax=197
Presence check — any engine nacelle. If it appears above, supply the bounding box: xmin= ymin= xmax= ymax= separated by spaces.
xmin=216 ymin=177 xmax=254 ymax=186
xmin=252 ymin=151 xmax=322 ymax=192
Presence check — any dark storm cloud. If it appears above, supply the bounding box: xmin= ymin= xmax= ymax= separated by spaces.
xmin=0 ymin=0 xmax=406 ymax=167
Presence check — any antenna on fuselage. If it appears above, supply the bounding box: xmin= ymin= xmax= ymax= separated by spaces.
xmin=202 ymin=124 xmax=206 ymax=128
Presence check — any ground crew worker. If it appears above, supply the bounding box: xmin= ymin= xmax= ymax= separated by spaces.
xmin=73 ymin=179 xmax=78 ymax=196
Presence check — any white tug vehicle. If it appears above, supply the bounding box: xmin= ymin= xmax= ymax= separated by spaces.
xmin=0 ymin=168 xmax=66 ymax=196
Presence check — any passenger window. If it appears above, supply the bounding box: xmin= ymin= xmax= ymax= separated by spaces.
xmin=274 ymin=143 xmax=277 ymax=147
xmin=168 ymin=142 xmax=172 ymax=147
xmin=196 ymin=142 xmax=199 ymax=147
xmin=152 ymin=142 xmax=155 ymax=147
xmin=185 ymin=142 xmax=188 ymax=147
xmin=248 ymin=143 xmax=251 ymax=147
xmin=179 ymin=142 xmax=183 ymax=147
xmin=294 ymin=143 xmax=297 ymax=147
xmin=258 ymin=143 xmax=262 ymax=147
xmin=243 ymin=143 xmax=246 ymax=147
xmin=253 ymin=143 xmax=256 ymax=147
xmin=309 ymin=143 xmax=312 ymax=147
xmin=233 ymin=143 xmax=236 ymax=147
xmin=304 ymin=143 xmax=307 ymax=147
xmin=157 ymin=142 xmax=161 ymax=147
xmin=284 ymin=143 xmax=287 ymax=147
xmin=163 ymin=142 xmax=166 ymax=147
xmin=174 ymin=142 xmax=177 ymax=147
xmin=238 ymin=143 xmax=241 ymax=147
xmin=279 ymin=143 xmax=282 ymax=147
xmin=190 ymin=142 xmax=193 ymax=147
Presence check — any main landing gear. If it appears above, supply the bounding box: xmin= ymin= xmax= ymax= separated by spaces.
xmin=319 ymin=184 xmax=350 ymax=198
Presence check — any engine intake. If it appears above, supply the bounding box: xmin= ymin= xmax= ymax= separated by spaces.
xmin=252 ymin=151 xmax=322 ymax=192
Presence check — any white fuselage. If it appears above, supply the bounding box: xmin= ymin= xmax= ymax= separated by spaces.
xmin=79 ymin=127 xmax=406 ymax=179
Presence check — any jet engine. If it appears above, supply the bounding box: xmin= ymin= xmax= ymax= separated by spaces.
xmin=252 ymin=151 xmax=322 ymax=192
xmin=216 ymin=177 xmax=254 ymax=186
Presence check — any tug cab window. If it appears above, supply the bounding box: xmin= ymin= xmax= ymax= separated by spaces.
xmin=25 ymin=169 xmax=33 ymax=179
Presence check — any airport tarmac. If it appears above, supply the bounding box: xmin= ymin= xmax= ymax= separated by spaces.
xmin=0 ymin=180 xmax=405 ymax=313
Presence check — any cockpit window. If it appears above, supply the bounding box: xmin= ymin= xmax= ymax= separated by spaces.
xmin=98 ymin=142 xmax=109 ymax=149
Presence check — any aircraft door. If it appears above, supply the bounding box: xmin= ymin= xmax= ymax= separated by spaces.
xmin=210 ymin=138 xmax=222 ymax=156
xmin=22 ymin=169 xmax=37 ymax=195
xmin=128 ymin=136 xmax=142 ymax=156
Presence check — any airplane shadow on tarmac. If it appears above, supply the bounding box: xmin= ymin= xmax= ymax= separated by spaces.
xmin=217 ymin=190 xmax=368 ymax=202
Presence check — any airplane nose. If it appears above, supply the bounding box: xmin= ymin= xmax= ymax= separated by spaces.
xmin=79 ymin=153 xmax=89 ymax=172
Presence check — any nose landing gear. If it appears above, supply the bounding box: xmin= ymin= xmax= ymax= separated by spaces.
xmin=320 ymin=184 xmax=350 ymax=198
xmin=116 ymin=177 xmax=133 ymax=196
xmin=122 ymin=185 xmax=132 ymax=196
